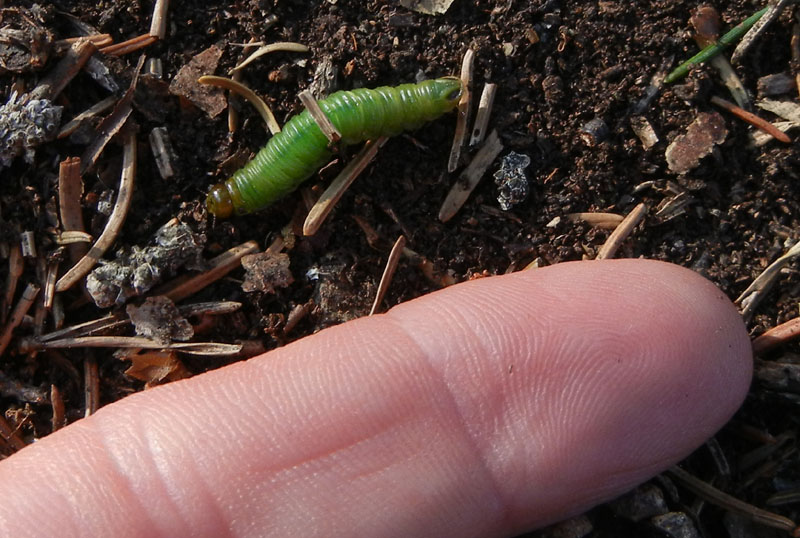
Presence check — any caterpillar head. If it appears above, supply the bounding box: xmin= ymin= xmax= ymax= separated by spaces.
xmin=206 ymin=183 xmax=234 ymax=218
xmin=435 ymin=76 xmax=464 ymax=110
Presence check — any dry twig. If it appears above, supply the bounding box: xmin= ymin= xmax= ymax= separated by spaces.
xmin=666 ymin=466 xmax=799 ymax=535
xmin=57 ymin=96 xmax=116 ymax=139
xmin=99 ymin=34 xmax=158 ymax=56
xmin=596 ymin=203 xmax=648 ymax=260
xmin=84 ymin=354 xmax=99 ymax=416
xmin=304 ymin=137 xmax=388 ymax=236
xmin=439 ymin=129 xmax=504 ymax=222
xmin=198 ymin=75 xmax=281 ymax=135
xmin=230 ymin=42 xmax=309 ymax=74
xmin=0 ymin=284 xmax=40 ymax=358
xmin=31 ymin=38 xmax=97 ymax=101
xmin=752 ymin=316 xmax=800 ymax=355
xmin=370 ymin=235 xmax=406 ymax=316
xmin=57 ymin=133 xmax=137 ymax=292
xmin=731 ymin=0 xmax=793 ymax=65
xmin=298 ymin=89 xmax=342 ymax=144
xmin=566 ymin=212 xmax=625 ymax=230
xmin=81 ymin=55 xmax=145 ymax=174
xmin=149 ymin=0 xmax=170 ymax=39
xmin=152 ymin=241 xmax=260 ymax=303
xmin=711 ymin=96 xmax=791 ymax=143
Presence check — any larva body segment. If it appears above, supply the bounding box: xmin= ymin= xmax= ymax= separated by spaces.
xmin=206 ymin=77 xmax=463 ymax=217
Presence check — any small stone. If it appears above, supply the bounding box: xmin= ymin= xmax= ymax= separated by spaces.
xmin=650 ymin=512 xmax=701 ymax=538
xmin=579 ymin=117 xmax=609 ymax=146
xmin=493 ymin=152 xmax=531 ymax=210
xmin=127 ymin=296 xmax=193 ymax=344
xmin=609 ymin=483 xmax=669 ymax=522
xmin=241 ymin=252 xmax=294 ymax=293
xmin=0 ymin=92 xmax=62 ymax=168
xmin=757 ymin=73 xmax=796 ymax=98
xmin=86 ymin=220 xmax=206 ymax=307
xmin=537 ymin=514 xmax=593 ymax=538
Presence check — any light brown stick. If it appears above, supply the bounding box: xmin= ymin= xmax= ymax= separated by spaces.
xmin=57 ymin=134 xmax=137 ymax=292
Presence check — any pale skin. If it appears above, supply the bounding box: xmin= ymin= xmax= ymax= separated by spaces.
xmin=0 ymin=259 xmax=752 ymax=537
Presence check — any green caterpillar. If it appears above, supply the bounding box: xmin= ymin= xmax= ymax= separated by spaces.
xmin=206 ymin=77 xmax=463 ymax=217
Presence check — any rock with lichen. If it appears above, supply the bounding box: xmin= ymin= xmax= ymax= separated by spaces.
xmin=86 ymin=220 xmax=206 ymax=308
xmin=0 ymin=92 xmax=62 ymax=168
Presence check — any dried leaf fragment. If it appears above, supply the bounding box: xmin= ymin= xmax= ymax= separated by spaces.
xmin=122 ymin=350 xmax=191 ymax=386
xmin=241 ymin=252 xmax=293 ymax=293
xmin=665 ymin=111 xmax=727 ymax=174
xmin=168 ymin=45 xmax=226 ymax=117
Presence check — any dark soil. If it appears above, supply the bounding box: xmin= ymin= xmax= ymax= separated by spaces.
xmin=3 ymin=0 xmax=800 ymax=536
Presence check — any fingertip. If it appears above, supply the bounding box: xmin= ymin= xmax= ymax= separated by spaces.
xmin=385 ymin=258 xmax=752 ymax=531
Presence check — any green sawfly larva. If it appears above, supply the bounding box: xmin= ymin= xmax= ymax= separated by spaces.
xmin=206 ymin=77 xmax=463 ymax=217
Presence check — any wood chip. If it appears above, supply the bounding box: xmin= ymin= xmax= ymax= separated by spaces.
xmin=469 ymin=83 xmax=496 ymax=146
xmin=149 ymin=127 xmax=177 ymax=179
xmin=240 ymin=252 xmax=294 ymax=293
xmin=19 ymin=231 xmax=36 ymax=258
xmin=665 ymin=111 xmax=727 ymax=174
xmin=629 ymin=115 xmax=659 ymax=149
xmin=398 ymin=0 xmax=456 ymax=15
xmin=58 ymin=157 xmax=88 ymax=263
xmin=448 ymin=49 xmax=474 ymax=172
